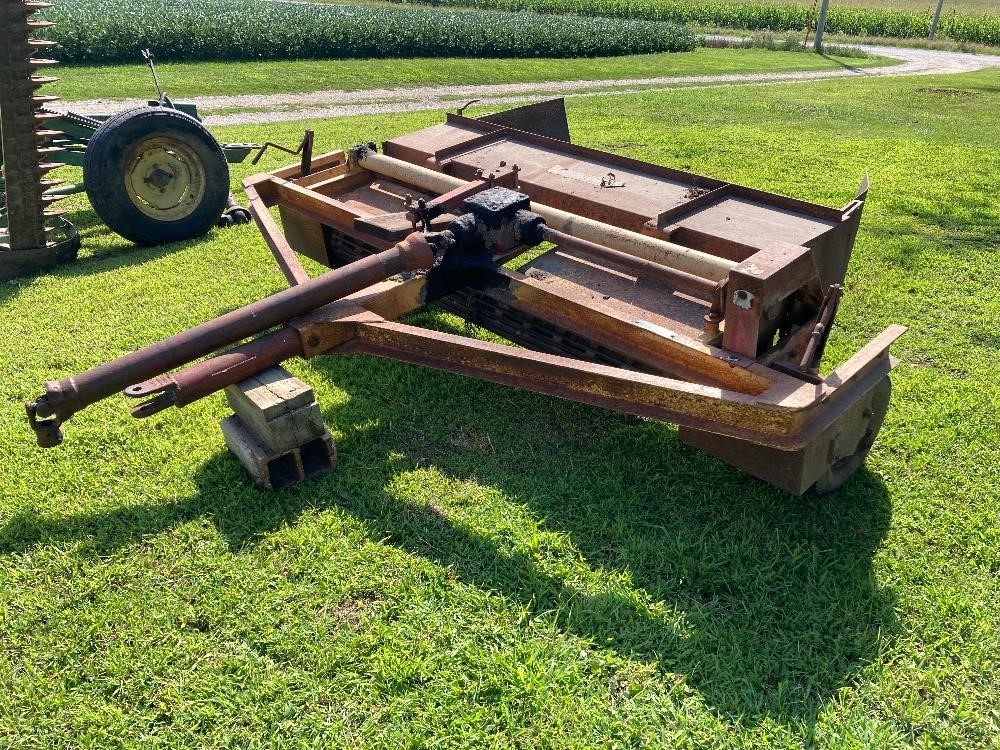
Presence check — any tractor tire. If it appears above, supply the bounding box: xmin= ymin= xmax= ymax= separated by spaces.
xmin=83 ymin=106 xmax=229 ymax=246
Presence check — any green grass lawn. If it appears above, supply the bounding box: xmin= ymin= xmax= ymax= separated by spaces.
xmin=2 ymin=69 xmax=998 ymax=747
xmin=52 ymin=47 xmax=890 ymax=101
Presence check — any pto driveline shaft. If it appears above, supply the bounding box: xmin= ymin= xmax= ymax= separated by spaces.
xmin=31 ymin=233 xmax=434 ymax=427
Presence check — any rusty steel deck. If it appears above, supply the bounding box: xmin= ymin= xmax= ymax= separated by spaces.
xmin=235 ymin=100 xmax=902 ymax=494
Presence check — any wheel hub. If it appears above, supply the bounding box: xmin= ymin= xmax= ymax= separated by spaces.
xmin=144 ymin=165 xmax=173 ymax=190
xmin=125 ymin=138 xmax=207 ymax=221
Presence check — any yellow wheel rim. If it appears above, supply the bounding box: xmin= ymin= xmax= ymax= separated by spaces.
xmin=124 ymin=137 xmax=207 ymax=221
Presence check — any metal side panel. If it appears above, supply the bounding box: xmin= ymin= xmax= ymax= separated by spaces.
xmin=479 ymin=98 xmax=571 ymax=142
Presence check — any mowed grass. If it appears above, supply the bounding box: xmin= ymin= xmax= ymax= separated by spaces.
xmin=52 ymin=47 xmax=890 ymax=101
xmin=1 ymin=70 xmax=999 ymax=747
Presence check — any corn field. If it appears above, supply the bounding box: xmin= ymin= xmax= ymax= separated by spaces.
xmin=398 ymin=0 xmax=1000 ymax=45
xmin=42 ymin=0 xmax=699 ymax=65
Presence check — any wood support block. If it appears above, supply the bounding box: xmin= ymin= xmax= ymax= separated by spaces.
xmin=225 ymin=366 xmax=326 ymax=453
xmin=221 ymin=417 xmax=336 ymax=491
xmin=221 ymin=366 xmax=336 ymax=490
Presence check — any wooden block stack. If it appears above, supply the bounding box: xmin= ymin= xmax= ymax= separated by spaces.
xmin=220 ymin=366 xmax=336 ymax=490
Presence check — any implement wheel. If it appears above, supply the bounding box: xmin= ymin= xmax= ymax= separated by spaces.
xmin=811 ymin=376 xmax=892 ymax=495
xmin=83 ymin=107 xmax=229 ymax=246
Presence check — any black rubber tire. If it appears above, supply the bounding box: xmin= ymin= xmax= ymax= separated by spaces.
xmin=83 ymin=106 xmax=229 ymax=246
xmin=228 ymin=207 xmax=252 ymax=225
xmin=811 ymin=376 xmax=892 ymax=495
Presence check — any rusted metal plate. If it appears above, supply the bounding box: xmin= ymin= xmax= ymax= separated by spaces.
xmin=438 ymin=139 xmax=698 ymax=228
xmin=333 ymin=178 xmax=428 ymax=215
xmin=520 ymin=248 xmax=712 ymax=342
xmin=479 ymin=98 xmax=571 ymax=142
xmin=679 ymin=332 xmax=899 ymax=494
xmin=385 ymin=122 xmax=485 ymax=162
xmin=383 ymin=100 xmax=863 ymax=289
xmin=668 ymin=195 xmax=839 ymax=251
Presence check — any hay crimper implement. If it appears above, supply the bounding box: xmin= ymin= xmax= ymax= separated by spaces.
xmin=0 ymin=0 xmax=79 ymax=278
xmin=27 ymin=99 xmax=903 ymax=494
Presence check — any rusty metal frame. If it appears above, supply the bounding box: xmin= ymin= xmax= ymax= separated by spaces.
xmin=1 ymin=0 xmax=80 ymax=279
xmin=283 ymin=275 xmax=903 ymax=453
xmin=238 ymin=140 xmax=904 ymax=493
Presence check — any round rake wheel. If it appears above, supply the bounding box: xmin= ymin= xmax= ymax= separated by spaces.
xmin=83 ymin=107 xmax=229 ymax=246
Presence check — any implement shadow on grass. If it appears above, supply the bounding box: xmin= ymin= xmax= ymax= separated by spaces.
xmin=0 ymin=350 xmax=897 ymax=728
xmin=318 ymin=356 xmax=897 ymax=727
xmin=0 ymin=208 xmax=224 ymax=307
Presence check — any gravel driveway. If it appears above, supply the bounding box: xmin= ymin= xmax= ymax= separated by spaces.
xmin=61 ymin=45 xmax=1000 ymax=127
